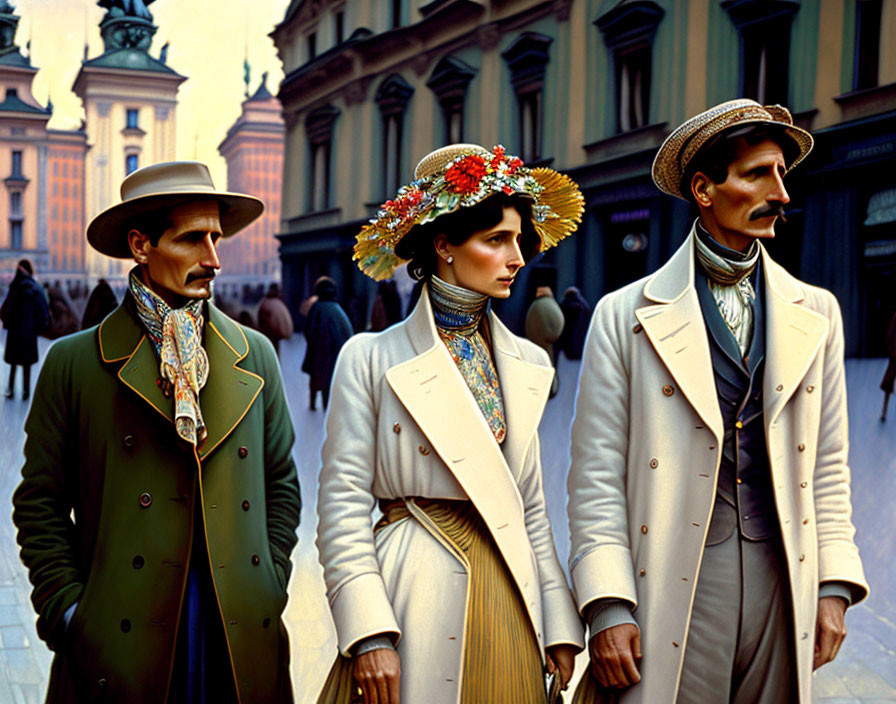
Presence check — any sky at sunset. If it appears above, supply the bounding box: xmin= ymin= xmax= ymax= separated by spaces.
xmin=11 ymin=0 xmax=291 ymax=187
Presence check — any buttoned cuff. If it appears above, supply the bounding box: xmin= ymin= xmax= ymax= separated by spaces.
xmin=819 ymin=581 xmax=853 ymax=607
xmin=587 ymin=599 xmax=638 ymax=640
xmin=354 ymin=635 xmax=396 ymax=656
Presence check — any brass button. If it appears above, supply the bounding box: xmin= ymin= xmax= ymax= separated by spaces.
xmin=800 ymin=481 xmax=808 ymax=488
xmin=139 ymin=492 xmax=152 ymax=508
xmin=132 ymin=555 xmax=144 ymax=569
xmin=641 ymin=525 xmax=648 ymax=534
xmin=393 ymin=422 xmax=401 ymax=434
xmin=238 ymin=446 xmax=248 ymax=459
xmin=736 ymin=478 xmax=743 ymax=484
xmin=662 ymin=385 xmax=674 ymax=396
xmin=807 ymin=385 xmax=815 ymax=393
xmin=776 ymin=384 xmax=784 ymax=392
xmin=123 ymin=435 xmax=135 ymax=448
xmin=799 ymin=554 xmax=806 ymax=562
xmin=798 ymin=443 xmax=805 ymax=452
xmin=251 ymin=554 xmax=260 ymax=566
xmin=639 ymin=568 xmax=646 ymax=577
xmin=242 ymin=500 xmax=250 ymax=511
xmin=735 ymin=420 xmax=743 ymax=429
xmin=418 ymin=445 xmax=430 ymax=456
xmin=649 ymin=458 xmax=658 ymax=469
xmin=802 ymin=518 xmax=809 ymax=525
xmin=673 ymin=641 xmax=679 ymax=648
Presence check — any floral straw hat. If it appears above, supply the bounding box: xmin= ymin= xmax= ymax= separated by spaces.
xmin=354 ymin=144 xmax=585 ymax=280
xmin=651 ymin=99 xmax=814 ymax=201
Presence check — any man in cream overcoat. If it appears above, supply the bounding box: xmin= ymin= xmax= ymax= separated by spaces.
xmin=568 ymin=101 xmax=868 ymax=703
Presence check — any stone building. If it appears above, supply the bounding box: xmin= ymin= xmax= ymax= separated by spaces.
xmin=272 ymin=0 xmax=896 ymax=355
xmin=217 ymin=73 xmax=285 ymax=296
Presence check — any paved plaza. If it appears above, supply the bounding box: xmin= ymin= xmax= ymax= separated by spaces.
xmin=0 ymin=329 xmax=894 ymax=702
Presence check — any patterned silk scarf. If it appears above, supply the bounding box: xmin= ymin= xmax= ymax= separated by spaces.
xmin=429 ymin=275 xmax=507 ymax=444
xmin=129 ymin=268 xmax=210 ymax=446
xmin=695 ymin=224 xmax=760 ymax=356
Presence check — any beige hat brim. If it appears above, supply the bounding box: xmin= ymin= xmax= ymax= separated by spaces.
xmin=86 ymin=190 xmax=264 ymax=259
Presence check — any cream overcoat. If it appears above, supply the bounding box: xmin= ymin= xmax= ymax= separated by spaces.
xmin=317 ymin=288 xmax=584 ymax=704
xmin=568 ymin=228 xmax=869 ymax=703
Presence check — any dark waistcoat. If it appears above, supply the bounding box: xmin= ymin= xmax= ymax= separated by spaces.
xmin=696 ymin=266 xmax=779 ymax=545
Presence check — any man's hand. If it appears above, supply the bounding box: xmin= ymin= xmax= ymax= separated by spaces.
xmin=588 ymin=623 xmax=641 ymax=689
xmin=353 ymin=647 xmax=400 ymax=704
xmin=545 ymin=644 xmax=577 ymax=690
xmin=814 ymin=596 xmax=848 ymax=670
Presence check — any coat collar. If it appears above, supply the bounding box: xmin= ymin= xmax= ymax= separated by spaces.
xmin=637 ymin=222 xmax=829 ymax=440
xmin=98 ymin=297 xmax=263 ymax=461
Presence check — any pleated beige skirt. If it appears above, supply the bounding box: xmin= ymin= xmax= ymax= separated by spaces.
xmin=317 ymin=498 xmax=547 ymax=704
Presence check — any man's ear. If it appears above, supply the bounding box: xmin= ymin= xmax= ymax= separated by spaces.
xmin=690 ymin=171 xmax=714 ymax=208
xmin=128 ymin=229 xmax=151 ymax=264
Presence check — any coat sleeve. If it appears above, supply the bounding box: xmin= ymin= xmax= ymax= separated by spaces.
xmin=11 ymin=340 xmax=83 ymax=650
xmin=517 ymin=432 xmax=585 ymax=650
xmin=567 ymin=294 xmax=638 ymax=614
xmin=316 ymin=336 xmax=401 ymax=655
xmin=813 ymin=293 xmax=869 ymax=603
xmin=257 ymin=335 xmax=301 ymax=589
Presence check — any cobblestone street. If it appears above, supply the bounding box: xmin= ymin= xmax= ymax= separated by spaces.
xmin=0 ymin=330 xmax=894 ymax=702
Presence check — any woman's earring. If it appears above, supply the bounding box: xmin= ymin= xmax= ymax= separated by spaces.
xmin=446 ymin=255 xmax=454 ymax=264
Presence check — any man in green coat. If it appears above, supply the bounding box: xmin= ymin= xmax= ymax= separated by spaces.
xmin=12 ymin=161 xmax=301 ymax=703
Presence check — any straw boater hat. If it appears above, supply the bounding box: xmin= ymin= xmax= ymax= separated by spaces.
xmin=87 ymin=161 xmax=264 ymax=258
xmin=354 ymin=143 xmax=585 ymax=281
xmin=651 ymin=99 xmax=814 ymax=201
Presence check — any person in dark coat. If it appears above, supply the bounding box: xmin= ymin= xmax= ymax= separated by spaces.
xmin=881 ymin=310 xmax=896 ymax=421
xmin=558 ymin=286 xmax=592 ymax=360
xmin=369 ymin=279 xmax=403 ymax=332
xmin=302 ymin=276 xmax=353 ymax=410
xmin=45 ymin=283 xmax=79 ymax=339
xmin=1 ymin=260 xmax=49 ymax=400
xmin=81 ymin=278 xmax=119 ymax=329
xmin=257 ymin=282 xmax=295 ymax=358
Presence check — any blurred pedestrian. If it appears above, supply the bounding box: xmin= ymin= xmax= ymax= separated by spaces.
xmin=558 ymin=286 xmax=591 ymax=360
xmin=81 ymin=278 xmax=119 ymax=329
xmin=45 ymin=282 xmax=79 ymax=339
xmin=302 ymin=276 xmax=352 ymax=411
xmin=525 ymin=286 xmax=564 ymax=397
xmin=881 ymin=310 xmax=896 ymax=421
xmin=1 ymin=259 xmax=49 ymax=400
xmin=257 ymin=282 xmax=294 ymax=357
xmin=369 ymin=279 xmax=402 ymax=331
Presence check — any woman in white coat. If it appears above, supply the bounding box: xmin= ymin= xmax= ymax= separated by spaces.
xmin=316 ymin=144 xmax=586 ymax=704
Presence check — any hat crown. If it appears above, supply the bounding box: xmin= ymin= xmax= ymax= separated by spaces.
xmin=414 ymin=143 xmax=491 ymax=180
xmin=120 ymin=161 xmax=218 ymax=202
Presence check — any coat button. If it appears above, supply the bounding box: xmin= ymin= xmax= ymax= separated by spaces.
xmin=736 ymin=478 xmax=743 ymax=484
xmin=393 ymin=422 xmax=401 ymax=434
xmin=798 ymin=443 xmax=805 ymax=452
xmin=238 ymin=446 xmax=248 ymax=459
xmin=97 ymin=678 xmax=107 ymax=690
xmin=735 ymin=420 xmax=743 ymax=429
xmin=139 ymin=492 xmax=152 ymax=508
xmin=639 ymin=568 xmax=646 ymax=576
xmin=251 ymin=554 xmax=260 ymax=566
xmin=802 ymin=518 xmax=809 ymax=525
xmin=807 ymin=385 xmax=815 ymax=393
xmin=242 ymin=500 xmax=250 ymax=511
xmin=800 ymin=481 xmax=808 ymax=488
xmin=418 ymin=445 xmax=430 ymax=456
xmin=776 ymin=384 xmax=784 ymax=392
xmin=662 ymin=385 xmax=674 ymax=396
xmin=123 ymin=434 xmax=135 ymax=448
xmin=263 ymin=617 xmax=271 ymax=628
xmin=120 ymin=619 xmax=131 ymax=633
xmin=132 ymin=555 xmax=144 ymax=569
xmin=799 ymin=554 xmax=806 ymax=562
xmin=641 ymin=525 xmax=648 ymax=534
xmin=649 ymin=458 xmax=658 ymax=469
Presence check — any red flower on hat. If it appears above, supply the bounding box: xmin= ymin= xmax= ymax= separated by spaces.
xmin=445 ymin=154 xmax=488 ymax=194
xmin=490 ymin=145 xmax=506 ymax=170
xmin=505 ymin=156 xmax=523 ymax=174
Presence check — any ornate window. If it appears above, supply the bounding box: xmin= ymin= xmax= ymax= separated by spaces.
xmin=126 ymin=153 xmax=138 ymax=175
xmin=11 ymin=150 xmax=22 ymax=177
xmin=502 ymin=33 xmax=553 ymax=162
xmin=126 ymin=108 xmax=139 ymax=129
xmin=854 ymin=0 xmax=882 ymax=90
xmin=596 ymin=1 xmax=664 ymax=133
xmin=376 ymin=75 xmax=414 ymax=197
xmin=306 ymin=104 xmax=340 ymax=212
xmin=427 ymin=56 xmax=477 ymax=143
xmin=722 ymin=0 xmax=799 ymax=105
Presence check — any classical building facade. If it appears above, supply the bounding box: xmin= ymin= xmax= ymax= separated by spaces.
xmin=217 ymin=75 xmax=285 ymax=293
xmin=0 ymin=2 xmax=87 ymax=284
xmin=273 ymin=0 xmax=896 ymax=355
xmin=72 ymin=0 xmax=185 ymax=285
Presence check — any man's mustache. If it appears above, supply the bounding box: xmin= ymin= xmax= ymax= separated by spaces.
xmin=750 ymin=203 xmax=787 ymax=222
xmin=185 ymin=268 xmax=217 ymax=284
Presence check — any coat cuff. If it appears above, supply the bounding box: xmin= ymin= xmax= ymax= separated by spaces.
xmin=541 ymin=586 xmax=586 ymax=650
xmin=330 ymin=572 xmax=402 ymax=656
xmin=818 ymin=543 xmax=869 ymax=605
xmin=570 ymin=545 xmax=637 ymax=615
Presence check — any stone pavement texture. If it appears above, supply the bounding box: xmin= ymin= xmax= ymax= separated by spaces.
xmin=0 ymin=329 xmax=893 ymax=703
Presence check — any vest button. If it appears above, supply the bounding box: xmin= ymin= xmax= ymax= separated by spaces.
xmin=138 ymin=492 xmax=152 ymax=508
xmin=393 ymin=422 xmax=401 ymax=433
xmin=662 ymin=385 xmax=674 ymax=396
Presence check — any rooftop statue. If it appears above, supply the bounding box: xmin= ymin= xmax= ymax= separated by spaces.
xmin=97 ymin=0 xmax=157 ymax=52
xmin=98 ymin=0 xmax=154 ymax=21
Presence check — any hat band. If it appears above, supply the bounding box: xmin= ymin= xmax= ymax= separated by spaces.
xmin=679 ymin=105 xmax=776 ymax=172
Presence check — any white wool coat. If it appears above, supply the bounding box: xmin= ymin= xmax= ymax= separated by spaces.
xmin=317 ymin=288 xmax=584 ymax=704
xmin=568 ymin=228 xmax=869 ymax=703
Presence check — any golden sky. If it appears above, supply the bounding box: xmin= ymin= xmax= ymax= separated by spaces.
xmin=13 ymin=0 xmax=291 ymax=187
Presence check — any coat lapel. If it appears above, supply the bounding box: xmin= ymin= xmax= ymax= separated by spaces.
xmin=636 ymin=228 xmax=724 ymax=443
xmin=761 ymin=251 xmax=829 ymax=428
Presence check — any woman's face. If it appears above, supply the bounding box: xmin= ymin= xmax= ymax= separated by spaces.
xmin=435 ymin=206 xmax=526 ymax=298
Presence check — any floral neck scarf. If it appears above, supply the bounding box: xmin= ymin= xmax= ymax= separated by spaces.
xmin=695 ymin=224 xmax=760 ymax=356
xmin=129 ymin=268 xmax=209 ymax=446
xmin=429 ymin=275 xmax=506 ymax=444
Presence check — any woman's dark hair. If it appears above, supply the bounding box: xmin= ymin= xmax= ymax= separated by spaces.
xmin=395 ymin=193 xmax=540 ymax=281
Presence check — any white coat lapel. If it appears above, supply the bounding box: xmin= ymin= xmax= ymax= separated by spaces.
xmin=636 ymin=231 xmax=724 ymax=443
xmin=762 ymin=250 xmax=829 ymax=428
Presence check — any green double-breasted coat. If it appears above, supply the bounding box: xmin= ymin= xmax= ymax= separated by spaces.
xmin=12 ymin=298 xmax=301 ymax=703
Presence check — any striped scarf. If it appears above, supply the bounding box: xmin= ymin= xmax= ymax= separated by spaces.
xmin=694 ymin=225 xmax=759 ymax=356
xmin=129 ymin=268 xmax=209 ymax=446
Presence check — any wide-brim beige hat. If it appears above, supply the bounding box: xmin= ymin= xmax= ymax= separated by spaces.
xmin=87 ymin=161 xmax=264 ymax=258
xmin=652 ymin=99 xmax=814 ymax=201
